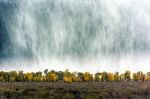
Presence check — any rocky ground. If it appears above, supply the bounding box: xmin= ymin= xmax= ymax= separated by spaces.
xmin=0 ymin=82 xmax=150 ymax=99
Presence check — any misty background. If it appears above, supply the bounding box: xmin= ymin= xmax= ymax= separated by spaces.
xmin=0 ymin=0 xmax=150 ymax=73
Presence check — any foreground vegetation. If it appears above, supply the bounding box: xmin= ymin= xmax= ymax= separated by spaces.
xmin=0 ymin=82 xmax=150 ymax=99
xmin=0 ymin=69 xmax=149 ymax=82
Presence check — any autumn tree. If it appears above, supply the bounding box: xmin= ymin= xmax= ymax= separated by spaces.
xmin=45 ymin=70 xmax=57 ymax=82
xmin=72 ymin=71 xmax=80 ymax=82
xmin=119 ymin=74 xmax=125 ymax=81
xmin=94 ymin=72 xmax=102 ymax=82
xmin=34 ymin=72 xmax=42 ymax=82
xmin=133 ymin=73 xmax=138 ymax=82
xmin=24 ymin=73 xmax=33 ymax=81
xmin=83 ymin=72 xmax=93 ymax=82
xmin=48 ymin=71 xmax=58 ymax=82
xmin=136 ymin=71 xmax=144 ymax=81
xmin=114 ymin=72 xmax=120 ymax=82
xmin=146 ymin=72 xmax=150 ymax=76
xmin=108 ymin=73 xmax=114 ymax=82
xmin=145 ymin=72 xmax=150 ymax=81
xmin=63 ymin=69 xmax=73 ymax=83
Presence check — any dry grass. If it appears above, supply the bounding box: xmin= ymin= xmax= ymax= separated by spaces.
xmin=0 ymin=82 xmax=150 ymax=99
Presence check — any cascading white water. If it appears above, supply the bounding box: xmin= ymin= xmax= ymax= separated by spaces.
xmin=1 ymin=0 xmax=150 ymax=73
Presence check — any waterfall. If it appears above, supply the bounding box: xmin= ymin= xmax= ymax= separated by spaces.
xmin=0 ymin=0 xmax=150 ymax=73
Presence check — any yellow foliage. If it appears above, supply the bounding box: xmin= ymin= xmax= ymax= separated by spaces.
xmin=133 ymin=73 xmax=138 ymax=81
xmin=145 ymin=76 xmax=150 ymax=81
xmin=72 ymin=76 xmax=80 ymax=82
xmin=83 ymin=72 xmax=92 ymax=82
xmin=34 ymin=77 xmax=42 ymax=82
xmin=108 ymin=73 xmax=114 ymax=81
xmin=28 ymin=74 xmax=33 ymax=81
xmin=114 ymin=74 xmax=120 ymax=81
xmin=63 ymin=76 xmax=72 ymax=83
xmin=25 ymin=73 xmax=33 ymax=81
xmin=49 ymin=73 xmax=57 ymax=82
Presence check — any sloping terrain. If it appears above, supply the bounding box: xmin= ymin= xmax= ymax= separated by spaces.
xmin=0 ymin=82 xmax=150 ymax=99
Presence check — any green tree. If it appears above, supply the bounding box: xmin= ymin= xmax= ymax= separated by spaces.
xmin=124 ymin=70 xmax=131 ymax=81
xmin=35 ymin=72 xmax=42 ymax=82
xmin=44 ymin=69 xmax=48 ymax=76
xmin=133 ymin=73 xmax=138 ymax=81
xmin=9 ymin=71 xmax=17 ymax=82
xmin=77 ymin=72 xmax=84 ymax=81
xmin=3 ymin=72 xmax=9 ymax=82
xmin=17 ymin=71 xmax=24 ymax=82
xmin=0 ymin=71 xmax=5 ymax=81
xmin=101 ymin=72 xmax=108 ymax=82
xmin=56 ymin=71 xmax=64 ymax=80
xmin=95 ymin=73 xmax=102 ymax=82
xmin=137 ymin=71 xmax=144 ymax=81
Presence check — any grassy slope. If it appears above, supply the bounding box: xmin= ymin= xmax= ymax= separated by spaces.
xmin=0 ymin=82 xmax=150 ymax=99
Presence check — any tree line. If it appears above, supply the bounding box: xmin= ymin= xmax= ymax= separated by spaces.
xmin=0 ymin=69 xmax=150 ymax=82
